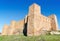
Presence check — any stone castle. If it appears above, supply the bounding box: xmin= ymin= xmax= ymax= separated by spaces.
xmin=2 ymin=3 xmax=58 ymax=36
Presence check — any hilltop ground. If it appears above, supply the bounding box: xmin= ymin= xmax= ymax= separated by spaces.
xmin=0 ymin=35 xmax=60 ymax=41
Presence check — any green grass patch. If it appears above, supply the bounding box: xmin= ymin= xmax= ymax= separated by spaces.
xmin=0 ymin=35 xmax=60 ymax=41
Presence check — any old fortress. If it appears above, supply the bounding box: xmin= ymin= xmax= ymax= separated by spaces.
xmin=2 ymin=3 xmax=58 ymax=36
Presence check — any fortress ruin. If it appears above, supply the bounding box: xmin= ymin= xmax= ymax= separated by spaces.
xmin=2 ymin=3 xmax=58 ymax=36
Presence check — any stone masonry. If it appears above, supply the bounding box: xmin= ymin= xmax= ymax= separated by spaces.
xmin=2 ymin=3 xmax=58 ymax=36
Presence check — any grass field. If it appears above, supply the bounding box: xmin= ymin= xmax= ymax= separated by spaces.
xmin=0 ymin=35 xmax=60 ymax=41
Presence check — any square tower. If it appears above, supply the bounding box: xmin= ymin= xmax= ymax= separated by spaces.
xmin=27 ymin=3 xmax=41 ymax=36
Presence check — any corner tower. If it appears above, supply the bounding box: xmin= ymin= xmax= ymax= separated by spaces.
xmin=48 ymin=14 xmax=58 ymax=31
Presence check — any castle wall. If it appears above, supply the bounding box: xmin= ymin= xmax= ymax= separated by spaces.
xmin=9 ymin=21 xmax=16 ymax=35
xmin=9 ymin=20 xmax=24 ymax=35
xmin=34 ymin=14 xmax=51 ymax=36
xmin=18 ymin=20 xmax=24 ymax=35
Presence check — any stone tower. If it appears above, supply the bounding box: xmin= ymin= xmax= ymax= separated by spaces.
xmin=48 ymin=14 xmax=58 ymax=31
xmin=2 ymin=24 xmax=9 ymax=35
xmin=27 ymin=3 xmax=42 ymax=36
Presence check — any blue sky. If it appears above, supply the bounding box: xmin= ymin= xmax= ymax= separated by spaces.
xmin=0 ymin=0 xmax=60 ymax=32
